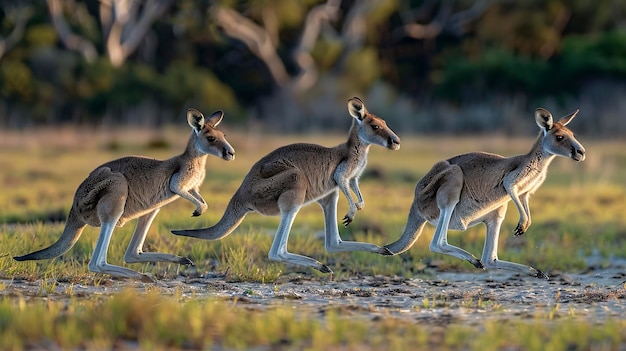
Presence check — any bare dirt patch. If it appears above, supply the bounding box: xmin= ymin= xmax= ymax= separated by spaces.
xmin=3 ymin=257 xmax=625 ymax=325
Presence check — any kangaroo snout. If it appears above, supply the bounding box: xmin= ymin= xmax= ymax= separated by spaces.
xmin=223 ymin=148 xmax=236 ymax=161
xmin=388 ymin=136 xmax=401 ymax=150
xmin=572 ymin=147 xmax=585 ymax=162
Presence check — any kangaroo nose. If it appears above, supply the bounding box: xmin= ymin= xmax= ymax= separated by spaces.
xmin=573 ymin=147 xmax=585 ymax=161
xmin=224 ymin=148 xmax=235 ymax=160
xmin=388 ymin=136 xmax=400 ymax=150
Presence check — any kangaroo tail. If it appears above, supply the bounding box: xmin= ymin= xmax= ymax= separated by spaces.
xmin=383 ymin=200 xmax=427 ymax=255
xmin=171 ymin=196 xmax=248 ymax=240
xmin=14 ymin=207 xmax=87 ymax=261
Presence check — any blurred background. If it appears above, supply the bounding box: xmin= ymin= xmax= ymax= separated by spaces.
xmin=1 ymin=0 xmax=625 ymax=136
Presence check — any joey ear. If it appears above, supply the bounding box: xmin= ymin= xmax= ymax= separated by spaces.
xmin=187 ymin=108 xmax=205 ymax=132
xmin=347 ymin=96 xmax=366 ymax=121
xmin=206 ymin=110 xmax=224 ymax=127
xmin=557 ymin=109 xmax=579 ymax=126
xmin=535 ymin=108 xmax=553 ymax=131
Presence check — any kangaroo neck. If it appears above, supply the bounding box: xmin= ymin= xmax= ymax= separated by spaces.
xmin=180 ymin=131 xmax=208 ymax=166
xmin=345 ymin=119 xmax=371 ymax=159
xmin=523 ymin=132 xmax=556 ymax=173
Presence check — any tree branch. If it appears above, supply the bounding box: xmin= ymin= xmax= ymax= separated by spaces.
xmin=106 ymin=0 xmax=171 ymax=67
xmin=0 ymin=4 xmax=30 ymax=59
xmin=214 ymin=6 xmax=290 ymax=86
xmin=46 ymin=0 xmax=98 ymax=62
xmin=447 ymin=0 xmax=490 ymax=36
xmin=396 ymin=0 xmax=497 ymax=40
xmin=291 ymin=0 xmax=341 ymax=92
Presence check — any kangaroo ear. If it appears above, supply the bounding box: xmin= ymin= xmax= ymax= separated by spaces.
xmin=535 ymin=108 xmax=553 ymax=131
xmin=206 ymin=110 xmax=224 ymax=127
xmin=557 ymin=109 xmax=579 ymax=126
xmin=348 ymin=97 xmax=366 ymax=121
xmin=187 ymin=108 xmax=205 ymax=131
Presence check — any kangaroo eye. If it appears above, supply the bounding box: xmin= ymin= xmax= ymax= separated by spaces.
xmin=371 ymin=125 xmax=380 ymax=130
xmin=556 ymin=135 xmax=564 ymax=142
xmin=207 ymin=136 xmax=216 ymax=142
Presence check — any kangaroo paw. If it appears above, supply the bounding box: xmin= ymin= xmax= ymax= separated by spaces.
xmin=513 ymin=225 xmax=526 ymax=236
xmin=342 ymin=215 xmax=353 ymax=227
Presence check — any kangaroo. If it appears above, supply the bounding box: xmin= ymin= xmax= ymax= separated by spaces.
xmin=384 ymin=108 xmax=585 ymax=279
xmin=14 ymin=108 xmax=236 ymax=282
xmin=171 ymin=97 xmax=400 ymax=273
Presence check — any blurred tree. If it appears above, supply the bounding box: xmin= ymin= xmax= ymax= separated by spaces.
xmin=208 ymin=0 xmax=400 ymax=130
xmin=1 ymin=0 xmax=626 ymax=135
xmin=212 ymin=0 xmax=341 ymax=93
xmin=46 ymin=0 xmax=172 ymax=66
xmin=0 ymin=3 xmax=32 ymax=59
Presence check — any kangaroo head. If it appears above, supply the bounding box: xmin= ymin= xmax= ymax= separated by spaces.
xmin=348 ymin=97 xmax=400 ymax=150
xmin=187 ymin=108 xmax=236 ymax=161
xmin=535 ymin=108 xmax=585 ymax=162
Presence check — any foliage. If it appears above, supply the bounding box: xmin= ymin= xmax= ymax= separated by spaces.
xmin=2 ymin=1 xmax=626 ymax=133
xmin=434 ymin=30 xmax=626 ymax=102
xmin=559 ymin=30 xmax=626 ymax=80
xmin=434 ymin=48 xmax=552 ymax=101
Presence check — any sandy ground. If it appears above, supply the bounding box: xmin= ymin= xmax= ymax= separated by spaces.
xmin=3 ymin=256 xmax=625 ymax=325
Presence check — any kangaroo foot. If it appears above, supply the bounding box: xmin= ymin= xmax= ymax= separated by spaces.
xmin=178 ymin=257 xmax=194 ymax=266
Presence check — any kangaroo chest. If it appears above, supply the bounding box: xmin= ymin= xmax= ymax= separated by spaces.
xmin=351 ymin=156 xmax=368 ymax=177
xmin=506 ymin=164 xmax=547 ymax=196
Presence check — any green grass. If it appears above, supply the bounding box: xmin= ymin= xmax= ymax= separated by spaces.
xmin=1 ymin=131 xmax=625 ymax=280
xmin=0 ymin=289 xmax=624 ymax=350
xmin=0 ymin=128 xmax=625 ymax=349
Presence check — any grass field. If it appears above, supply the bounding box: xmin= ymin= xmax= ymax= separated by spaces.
xmin=1 ymin=127 xmax=625 ymax=350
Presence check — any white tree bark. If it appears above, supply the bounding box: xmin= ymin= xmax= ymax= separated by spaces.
xmin=0 ymin=5 xmax=31 ymax=59
xmin=214 ymin=6 xmax=291 ymax=86
xmin=47 ymin=0 xmax=170 ymax=66
xmin=47 ymin=0 xmax=98 ymax=63
xmin=214 ymin=0 xmax=346 ymax=92
xmin=291 ymin=0 xmax=341 ymax=92
xmin=214 ymin=1 xmax=391 ymax=93
xmin=103 ymin=0 xmax=171 ymax=67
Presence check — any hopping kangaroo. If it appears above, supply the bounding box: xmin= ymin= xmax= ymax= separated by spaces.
xmin=384 ymin=108 xmax=585 ymax=279
xmin=172 ymin=97 xmax=400 ymax=273
xmin=14 ymin=109 xmax=235 ymax=282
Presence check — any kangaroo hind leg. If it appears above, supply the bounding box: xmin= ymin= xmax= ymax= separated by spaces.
xmin=124 ymin=209 xmax=194 ymax=266
xmin=481 ymin=205 xmax=548 ymax=279
xmin=428 ymin=164 xmax=484 ymax=269
xmin=88 ymin=173 xmax=154 ymax=283
xmin=268 ymin=207 xmax=332 ymax=273
xmin=319 ymin=191 xmax=390 ymax=255
xmin=267 ymin=177 xmax=332 ymax=273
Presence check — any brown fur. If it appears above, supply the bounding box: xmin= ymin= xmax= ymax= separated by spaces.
xmin=172 ymin=97 xmax=401 ymax=273
xmin=385 ymin=108 xmax=586 ymax=279
xmin=14 ymin=109 xmax=235 ymax=282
